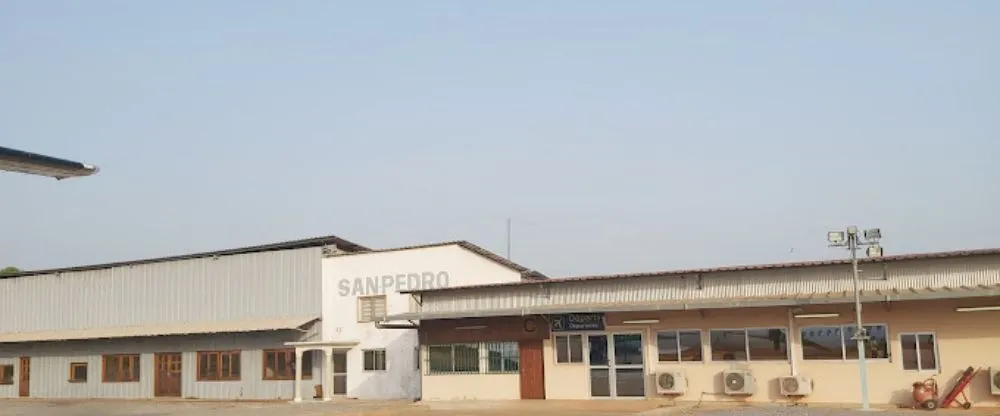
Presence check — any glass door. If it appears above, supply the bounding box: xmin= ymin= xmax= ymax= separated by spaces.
xmin=588 ymin=333 xmax=646 ymax=398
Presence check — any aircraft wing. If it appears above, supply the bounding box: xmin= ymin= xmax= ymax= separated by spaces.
xmin=0 ymin=146 xmax=99 ymax=180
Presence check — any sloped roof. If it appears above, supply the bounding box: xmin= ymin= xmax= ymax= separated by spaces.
xmin=330 ymin=240 xmax=547 ymax=280
xmin=4 ymin=234 xmax=369 ymax=279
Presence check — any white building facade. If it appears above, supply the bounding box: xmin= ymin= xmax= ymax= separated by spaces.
xmin=286 ymin=242 xmax=544 ymax=401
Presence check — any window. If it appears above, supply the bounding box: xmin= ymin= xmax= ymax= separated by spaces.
xmin=358 ymin=295 xmax=387 ymax=323
xmin=197 ymin=350 xmax=241 ymax=381
xmin=363 ymin=349 xmax=387 ymax=371
xmin=657 ymin=330 xmax=703 ymax=362
xmin=901 ymin=333 xmax=939 ymax=371
xmin=800 ymin=324 xmax=890 ymax=360
xmin=555 ymin=334 xmax=584 ymax=363
xmin=102 ymin=354 xmax=140 ymax=382
xmin=69 ymin=362 xmax=88 ymax=383
xmin=427 ymin=343 xmax=480 ymax=374
xmin=263 ymin=349 xmax=312 ymax=380
xmin=709 ymin=328 xmax=788 ymax=361
xmin=0 ymin=365 xmax=12 ymax=385
xmin=486 ymin=342 xmax=520 ymax=373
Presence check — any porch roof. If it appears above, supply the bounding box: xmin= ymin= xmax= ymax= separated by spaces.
xmin=387 ymin=283 xmax=1000 ymax=321
xmin=0 ymin=316 xmax=319 ymax=343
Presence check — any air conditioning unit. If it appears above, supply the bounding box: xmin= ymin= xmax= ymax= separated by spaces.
xmin=723 ymin=370 xmax=756 ymax=395
xmin=990 ymin=367 xmax=1000 ymax=395
xmin=655 ymin=370 xmax=686 ymax=395
xmin=779 ymin=375 xmax=813 ymax=396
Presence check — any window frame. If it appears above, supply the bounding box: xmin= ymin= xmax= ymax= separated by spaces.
xmin=708 ymin=326 xmax=790 ymax=362
xmin=196 ymin=350 xmax=242 ymax=382
xmin=363 ymin=349 xmax=387 ymax=372
xmin=899 ymin=331 xmax=940 ymax=372
xmin=68 ymin=362 xmax=88 ymax=383
xmin=799 ymin=323 xmax=891 ymax=362
xmin=425 ymin=343 xmax=484 ymax=375
xmin=102 ymin=354 xmax=141 ymax=383
xmin=357 ymin=295 xmax=388 ymax=323
xmin=0 ymin=364 xmax=13 ymax=385
xmin=485 ymin=341 xmax=520 ymax=374
xmin=655 ymin=329 xmax=704 ymax=363
xmin=262 ymin=348 xmax=312 ymax=381
xmin=553 ymin=333 xmax=585 ymax=364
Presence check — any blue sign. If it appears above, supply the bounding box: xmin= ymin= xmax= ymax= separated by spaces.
xmin=550 ymin=313 xmax=606 ymax=332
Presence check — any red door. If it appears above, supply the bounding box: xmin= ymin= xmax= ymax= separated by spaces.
xmin=518 ymin=340 xmax=545 ymax=399
xmin=18 ymin=357 xmax=29 ymax=397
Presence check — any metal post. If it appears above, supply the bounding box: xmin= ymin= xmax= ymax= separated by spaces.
xmin=849 ymin=232 xmax=871 ymax=410
xmin=506 ymin=218 xmax=512 ymax=260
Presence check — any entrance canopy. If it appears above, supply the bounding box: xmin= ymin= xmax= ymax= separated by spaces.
xmin=0 ymin=146 xmax=99 ymax=180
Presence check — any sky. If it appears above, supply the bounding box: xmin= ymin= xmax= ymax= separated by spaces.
xmin=2 ymin=0 xmax=998 ymax=278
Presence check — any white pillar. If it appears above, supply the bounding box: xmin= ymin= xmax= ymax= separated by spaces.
xmin=323 ymin=348 xmax=333 ymax=401
xmin=293 ymin=349 xmax=303 ymax=403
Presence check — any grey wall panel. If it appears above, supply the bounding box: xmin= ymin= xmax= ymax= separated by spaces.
xmin=418 ymin=256 xmax=1000 ymax=313
xmin=0 ymin=332 xmax=321 ymax=400
xmin=0 ymin=248 xmax=322 ymax=333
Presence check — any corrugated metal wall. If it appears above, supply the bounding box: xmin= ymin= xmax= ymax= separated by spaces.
xmin=0 ymin=332 xmax=322 ymax=399
xmin=0 ymin=247 xmax=323 ymax=333
xmin=418 ymin=256 xmax=1000 ymax=312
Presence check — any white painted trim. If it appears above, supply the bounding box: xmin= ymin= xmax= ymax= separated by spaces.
xmin=898 ymin=331 xmax=941 ymax=373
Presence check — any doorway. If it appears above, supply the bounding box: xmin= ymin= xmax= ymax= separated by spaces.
xmin=588 ymin=333 xmax=645 ymax=398
xmin=332 ymin=351 xmax=347 ymax=395
xmin=518 ymin=340 xmax=546 ymax=399
xmin=154 ymin=353 xmax=183 ymax=397
xmin=18 ymin=357 xmax=30 ymax=397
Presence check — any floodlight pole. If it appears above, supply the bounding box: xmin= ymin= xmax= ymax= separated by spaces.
xmin=828 ymin=226 xmax=882 ymax=411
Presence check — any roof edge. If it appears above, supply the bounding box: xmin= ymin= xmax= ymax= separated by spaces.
xmin=5 ymin=234 xmax=369 ymax=279
xmin=327 ymin=240 xmax=547 ymax=279
xmin=400 ymin=247 xmax=1000 ymax=295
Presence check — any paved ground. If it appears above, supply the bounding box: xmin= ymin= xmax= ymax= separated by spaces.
xmin=0 ymin=400 xmax=997 ymax=416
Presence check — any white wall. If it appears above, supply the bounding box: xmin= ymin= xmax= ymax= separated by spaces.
xmin=320 ymin=244 xmax=524 ymax=399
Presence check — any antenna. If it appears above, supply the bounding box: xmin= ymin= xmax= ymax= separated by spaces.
xmin=506 ymin=218 xmax=512 ymax=260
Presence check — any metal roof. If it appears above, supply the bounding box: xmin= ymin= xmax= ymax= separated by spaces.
xmin=332 ymin=240 xmax=548 ymax=280
xmin=388 ymin=283 xmax=1000 ymax=321
xmin=4 ymin=234 xmax=370 ymax=279
xmin=399 ymin=247 xmax=1000 ymax=295
xmin=0 ymin=316 xmax=319 ymax=343
xmin=0 ymin=145 xmax=99 ymax=180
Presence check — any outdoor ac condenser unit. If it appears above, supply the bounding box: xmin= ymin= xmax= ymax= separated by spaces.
xmin=655 ymin=370 xmax=686 ymax=395
xmin=778 ymin=375 xmax=813 ymax=396
xmin=990 ymin=367 xmax=1000 ymax=395
xmin=722 ymin=370 xmax=756 ymax=395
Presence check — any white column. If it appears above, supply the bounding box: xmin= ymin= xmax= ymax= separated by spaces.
xmin=293 ymin=349 xmax=303 ymax=403
xmin=323 ymin=348 xmax=334 ymax=401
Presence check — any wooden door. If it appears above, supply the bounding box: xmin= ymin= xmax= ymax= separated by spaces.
xmin=18 ymin=357 xmax=29 ymax=397
xmin=518 ymin=340 xmax=545 ymax=399
xmin=154 ymin=353 xmax=183 ymax=397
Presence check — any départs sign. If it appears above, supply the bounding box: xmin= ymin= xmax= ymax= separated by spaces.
xmin=337 ymin=271 xmax=450 ymax=296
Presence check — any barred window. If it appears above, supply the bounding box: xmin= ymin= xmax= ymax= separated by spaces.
xmin=486 ymin=342 xmax=519 ymax=373
xmin=427 ymin=343 xmax=480 ymax=374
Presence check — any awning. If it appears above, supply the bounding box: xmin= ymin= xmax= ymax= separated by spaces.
xmin=0 ymin=316 xmax=319 ymax=343
xmin=388 ymin=284 xmax=1000 ymax=321
xmin=0 ymin=146 xmax=99 ymax=180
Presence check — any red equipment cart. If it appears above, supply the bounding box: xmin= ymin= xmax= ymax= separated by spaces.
xmin=940 ymin=367 xmax=981 ymax=410
xmin=912 ymin=366 xmax=981 ymax=410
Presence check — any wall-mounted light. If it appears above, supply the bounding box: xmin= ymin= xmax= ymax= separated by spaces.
xmin=955 ymin=306 xmax=1000 ymax=312
xmin=454 ymin=325 xmax=487 ymax=330
xmin=793 ymin=313 xmax=840 ymax=319
xmin=621 ymin=319 xmax=660 ymax=325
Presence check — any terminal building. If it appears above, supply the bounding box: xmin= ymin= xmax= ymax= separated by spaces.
xmin=390 ymin=248 xmax=1000 ymax=407
xmin=2 ymin=232 xmax=999 ymax=407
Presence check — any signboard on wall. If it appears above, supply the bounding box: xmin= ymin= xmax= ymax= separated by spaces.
xmin=550 ymin=313 xmax=605 ymax=332
xmin=336 ymin=271 xmax=451 ymax=296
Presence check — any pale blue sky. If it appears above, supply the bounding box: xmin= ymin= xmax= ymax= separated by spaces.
xmin=2 ymin=1 xmax=998 ymax=277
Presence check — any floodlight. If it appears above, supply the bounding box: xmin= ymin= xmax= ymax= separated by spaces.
xmin=846 ymin=225 xmax=858 ymax=235
xmin=866 ymin=245 xmax=883 ymax=258
xmin=864 ymin=228 xmax=881 ymax=241
xmin=827 ymin=231 xmax=846 ymax=244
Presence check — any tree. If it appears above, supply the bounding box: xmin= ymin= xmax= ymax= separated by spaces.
xmin=0 ymin=266 xmax=20 ymax=276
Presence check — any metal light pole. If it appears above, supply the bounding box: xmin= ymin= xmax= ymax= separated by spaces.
xmin=827 ymin=226 xmax=884 ymax=411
